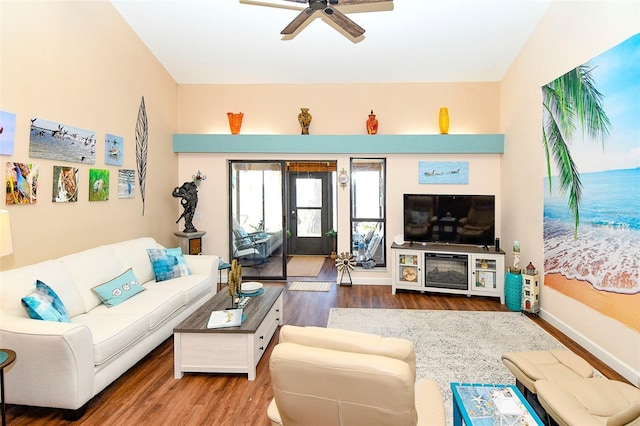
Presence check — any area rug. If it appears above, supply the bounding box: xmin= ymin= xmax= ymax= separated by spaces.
xmin=327 ymin=309 xmax=567 ymax=425
xmin=287 ymin=256 xmax=325 ymax=277
xmin=289 ymin=281 xmax=332 ymax=292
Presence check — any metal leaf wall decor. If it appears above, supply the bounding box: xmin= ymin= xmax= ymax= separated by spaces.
xmin=135 ymin=96 xmax=148 ymax=215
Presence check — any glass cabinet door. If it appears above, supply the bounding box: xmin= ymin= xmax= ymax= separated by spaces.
xmin=396 ymin=251 xmax=422 ymax=286
xmin=474 ymin=257 xmax=497 ymax=290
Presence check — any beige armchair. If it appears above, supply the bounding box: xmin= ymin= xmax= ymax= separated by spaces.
xmin=502 ymin=350 xmax=640 ymax=426
xmin=267 ymin=325 xmax=445 ymax=426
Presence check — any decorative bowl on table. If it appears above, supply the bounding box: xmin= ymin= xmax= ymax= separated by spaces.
xmin=241 ymin=282 xmax=263 ymax=294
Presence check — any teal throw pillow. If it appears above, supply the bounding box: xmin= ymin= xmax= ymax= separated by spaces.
xmin=147 ymin=247 xmax=191 ymax=282
xmin=21 ymin=280 xmax=71 ymax=322
xmin=92 ymin=268 xmax=145 ymax=307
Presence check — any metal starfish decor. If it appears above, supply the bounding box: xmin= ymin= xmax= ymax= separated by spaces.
xmin=335 ymin=251 xmax=356 ymax=286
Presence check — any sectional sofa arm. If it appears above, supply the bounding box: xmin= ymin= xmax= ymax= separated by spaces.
xmin=0 ymin=314 xmax=95 ymax=409
xmin=184 ymin=254 xmax=220 ymax=276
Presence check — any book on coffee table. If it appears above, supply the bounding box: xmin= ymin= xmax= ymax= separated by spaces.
xmin=207 ymin=309 xmax=243 ymax=329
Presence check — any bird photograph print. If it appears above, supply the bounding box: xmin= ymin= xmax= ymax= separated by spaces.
xmin=6 ymin=162 xmax=38 ymax=205
xmin=29 ymin=117 xmax=96 ymax=164
xmin=52 ymin=165 xmax=78 ymax=203
xmin=89 ymin=168 xmax=109 ymax=201
xmin=118 ymin=169 xmax=135 ymax=199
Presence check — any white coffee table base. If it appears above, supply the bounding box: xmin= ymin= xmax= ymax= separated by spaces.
xmin=173 ymin=289 xmax=283 ymax=381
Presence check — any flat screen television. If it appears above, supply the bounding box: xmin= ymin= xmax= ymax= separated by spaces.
xmin=403 ymin=194 xmax=496 ymax=247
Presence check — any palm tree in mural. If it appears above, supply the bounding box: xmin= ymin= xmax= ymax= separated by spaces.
xmin=542 ymin=64 xmax=611 ymax=238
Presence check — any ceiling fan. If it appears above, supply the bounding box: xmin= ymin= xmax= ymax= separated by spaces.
xmin=241 ymin=0 xmax=393 ymax=38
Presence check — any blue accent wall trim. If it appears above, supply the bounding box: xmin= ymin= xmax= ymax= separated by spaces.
xmin=173 ymin=134 xmax=504 ymax=154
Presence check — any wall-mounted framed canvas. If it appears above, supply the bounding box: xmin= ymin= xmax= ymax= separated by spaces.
xmin=89 ymin=169 xmax=109 ymax=201
xmin=105 ymin=134 xmax=124 ymax=166
xmin=30 ymin=117 xmax=96 ymax=164
xmin=118 ymin=169 xmax=135 ymax=199
xmin=418 ymin=161 xmax=469 ymax=184
xmin=0 ymin=111 xmax=16 ymax=156
xmin=52 ymin=165 xmax=78 ymax=203
xmin=6 ymin=162 xmax=38 ymax=204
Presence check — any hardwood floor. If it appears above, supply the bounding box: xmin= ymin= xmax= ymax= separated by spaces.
xmin=6 ymin=259 xmax=628 ymax=425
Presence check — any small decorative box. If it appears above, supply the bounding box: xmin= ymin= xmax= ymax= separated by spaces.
xmin=492 ymin=396 xmax=522 ymax=426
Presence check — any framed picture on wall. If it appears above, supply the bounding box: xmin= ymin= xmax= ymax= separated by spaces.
xmin=418 ymin=161 xmax=469 ymax=184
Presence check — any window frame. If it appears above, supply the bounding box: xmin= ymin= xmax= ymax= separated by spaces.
xmin=349 ymin=157 xmax=386 ymax=268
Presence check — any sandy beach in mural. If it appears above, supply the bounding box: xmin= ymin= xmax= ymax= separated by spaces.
xmin=545 ymin=273 xmax=640 ymax=332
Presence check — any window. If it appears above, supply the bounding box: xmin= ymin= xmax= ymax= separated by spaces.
xmin=350 ymin=158 xmax=386 ymax=267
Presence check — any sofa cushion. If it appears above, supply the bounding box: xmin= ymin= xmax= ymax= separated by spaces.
xmin=21 ymin=280 xmax=71 ymax=322
xmin=92 ymin=269 xmax=145 ymax=307
xmin=72 ymin=311 xmax=150 ymax=366
xmin=144 ymin=274 xmax=211 ymax=305
xmin=0 ymin=259 xmax=85 ymax=317
xmin=109 ymin=237 xmax=160 ymax=284
xmin=147 ymin=247 xmax=190 ymax=282
xmin=60 ymin=245 xmax=126 ymax=312
xmin=105 ymin=285 xmax=186 ymax=330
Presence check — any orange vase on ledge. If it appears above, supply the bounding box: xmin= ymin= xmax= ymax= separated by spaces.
xmin=439 ymin=107 xmax=449 ymax=134
xmin=366 ymin=110 xmax=379 ymax=135
xmin=227 ymin=112 xmax=244 ymax=135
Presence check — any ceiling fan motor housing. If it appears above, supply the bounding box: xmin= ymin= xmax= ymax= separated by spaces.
xmin=309 ymin=0 xmax=328 ymax=10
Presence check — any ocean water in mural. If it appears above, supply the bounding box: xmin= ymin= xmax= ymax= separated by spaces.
xmin=544 ymin=168 xmax=640 ymax=294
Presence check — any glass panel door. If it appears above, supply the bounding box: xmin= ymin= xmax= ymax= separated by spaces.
xmin=229 ymin=161 xmax=285 ymax=279
xmin=288 ymin=171 xmax=333 ymax=255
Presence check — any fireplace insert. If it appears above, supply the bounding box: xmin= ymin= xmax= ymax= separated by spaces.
xmin=424 ymin=253 xmax=468 ymax=290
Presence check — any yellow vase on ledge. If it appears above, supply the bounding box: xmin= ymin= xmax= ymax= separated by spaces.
xmin=439 ymin=107 xmax=449 ymax=134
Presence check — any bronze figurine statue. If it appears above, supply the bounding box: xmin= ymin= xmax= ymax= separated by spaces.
xmin=172 ymin=181 xmax=198 ymax=233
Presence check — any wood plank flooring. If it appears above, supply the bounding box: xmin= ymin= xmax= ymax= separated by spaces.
xmin=6 ymin=259 xmax=629 ymax=425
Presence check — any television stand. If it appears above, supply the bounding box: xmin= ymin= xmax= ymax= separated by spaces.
xmin=391 ymin=242 xmax=505 ymax=303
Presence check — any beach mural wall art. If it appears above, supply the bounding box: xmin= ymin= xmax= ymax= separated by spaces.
xmin=542 ymin=33 xmax=640 ymax=332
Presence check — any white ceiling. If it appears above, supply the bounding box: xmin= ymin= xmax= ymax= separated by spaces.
xmin=110 ymin=0 xmax=552 ymax=85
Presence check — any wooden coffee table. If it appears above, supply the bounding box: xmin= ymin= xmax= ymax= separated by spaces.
xmin=173 ymin=285 xmax=284 ymax=380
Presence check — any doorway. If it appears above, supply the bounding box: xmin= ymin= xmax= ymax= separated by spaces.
xmin=228 ymin=160 xmax=336 ymax=280
xmin=287 ymin=162 xmax=336 ymax=256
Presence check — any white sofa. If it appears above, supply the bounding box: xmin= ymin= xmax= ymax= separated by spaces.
xmin=0 ymin=237 xmax=219 ymax=418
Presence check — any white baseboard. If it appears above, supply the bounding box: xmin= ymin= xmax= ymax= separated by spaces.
xmin=540 ymin=308 xmax=639 ymax=385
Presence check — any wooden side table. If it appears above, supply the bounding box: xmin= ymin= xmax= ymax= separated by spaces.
xmin=0 ymin=349 xmax=16 ymax=426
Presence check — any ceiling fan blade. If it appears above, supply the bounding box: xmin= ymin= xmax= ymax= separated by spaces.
xmin=332 ymin=0 xmax=392 ymax=5
xmin=239 ymin=0 xmax=306 ymax=11
xmin=323 ymin=6 xmax=365 ymax=38
xmin=281 ymin=8 xmax=316 ymax=35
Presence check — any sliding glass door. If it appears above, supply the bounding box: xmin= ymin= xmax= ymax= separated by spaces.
xmin=229 ymin=161 xmax=285 ymax=279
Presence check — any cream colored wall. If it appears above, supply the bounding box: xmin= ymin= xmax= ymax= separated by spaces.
xmin=0 ymin=1 xmax=178 ymax=270
xmin=176 ymin=83 xmax=501 ymax=282
xmin=500 ymin=1 xmax=640 ymax=383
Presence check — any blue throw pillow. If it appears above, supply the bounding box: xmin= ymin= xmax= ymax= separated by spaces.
xmin=147 ymin=247 xmax=191 ymax=282
xmin=93 ymin=268 xmax=145 ymax=307
xmin=21 ymin=280 xmax=71 ymax=322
